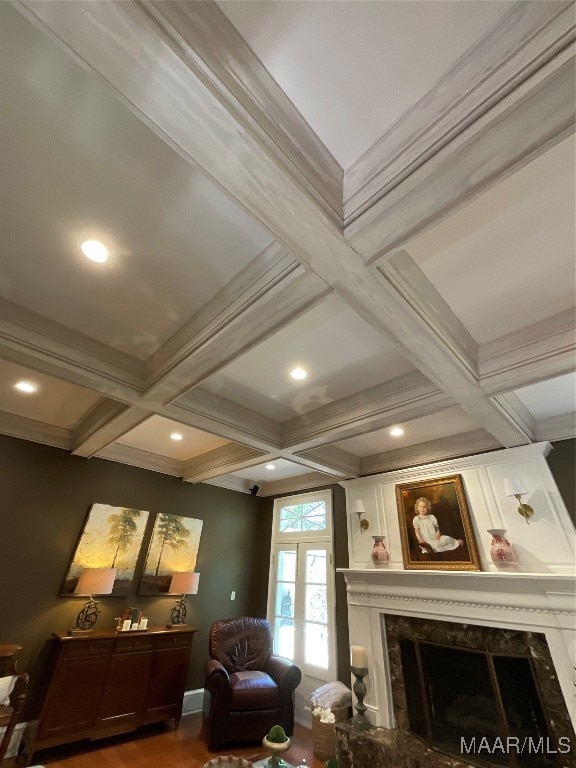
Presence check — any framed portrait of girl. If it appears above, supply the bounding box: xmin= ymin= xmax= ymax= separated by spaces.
xmin=395 ymin=474 xmax=481 ymax=571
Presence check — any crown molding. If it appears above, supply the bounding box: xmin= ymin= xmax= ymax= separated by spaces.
xmin=535 ymin=412 xmax=576 ymax=442
xmin=0 ymin=410 xmax=71 ymax=450
xmin=258 ymin=471 xmax=336 ymax=498
xmin=201 ymin=474 xmax=252 ymax=494
xmin=95 ymin=442 xmax=183 ymax=476
xmin=344 ymin=2 xmax=575 ymax=223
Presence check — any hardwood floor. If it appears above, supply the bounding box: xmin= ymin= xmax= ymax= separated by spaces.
xmin=33 ymin=714 xmax=326 ymax=768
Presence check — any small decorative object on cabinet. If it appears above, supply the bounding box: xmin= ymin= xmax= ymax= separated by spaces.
xmin=488 ymin=529 xmax=518 ymax=568
xmin=371 ymin=536 xmax=389 ymax=567
xmin=26 ymin=626 xmax=196 ymax=763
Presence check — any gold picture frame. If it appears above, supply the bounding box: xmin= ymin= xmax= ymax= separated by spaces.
xmin=395 ymin=474 xmax=481 ymax=571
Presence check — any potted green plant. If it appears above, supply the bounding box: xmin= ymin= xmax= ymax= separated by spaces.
xmin=262 ymin=724 xmax=291 ymax=767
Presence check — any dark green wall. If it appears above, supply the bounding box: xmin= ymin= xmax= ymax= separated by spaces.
xmin=0 ymin=434 xmax=268 ymax=691
xmin=547 ymin=439 xmax=575 ymax=526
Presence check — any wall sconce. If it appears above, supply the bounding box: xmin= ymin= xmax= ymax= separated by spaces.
xmin=71 ymin=567 xmax=116 ymax=634
xmin=503 ymin=477 xmax=534 ymax=524
xmin=351 ymin=499 xmax=369 ymax=533
xmin=167 ymin=571 xmax=199 ymax=627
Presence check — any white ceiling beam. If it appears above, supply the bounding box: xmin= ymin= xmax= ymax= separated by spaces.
xmin=0 ymin=298 xmax=143 ymax=400
xmin=343 ymin=1 xmax=575 ymax=223
xmin=295 ymin=446 xmax=361 ymax=479
xmin=144 ymin=264 xmax=330 ymax=402
xmin=360 ymin=429 xmax=501 ymax=476
xmin=182 ymin=443 xmax=268 ymax=483
xmin=143 ymin=0 xmax=343 ymax=224
xmin=169 ymin=389 xmax=281 ymax=451
xmin=478 ymin=309 xmax=576 ymax=395
xmin=44 ymin=247 xmax=329 ymax=458
xmin=282 ymin=371 xmax=454 ymax=452
xmin=71 ymin=401 xmax=152 ymax=458
xmin=12 ymin=0 xmax=569 ymax=457
xmin=346 ymin=47 xmax=575 ymax=263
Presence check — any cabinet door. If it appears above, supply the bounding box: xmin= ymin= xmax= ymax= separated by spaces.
xmin=94 ymin=650 xmax=154 ymax=735
xmin=142 ymin=647 xmax=190 ymax=723
xmin=37 ymin=655 xmax=109 ymax=741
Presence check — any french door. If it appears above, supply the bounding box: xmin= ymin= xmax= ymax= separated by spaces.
xmin=267 ymin=491 xmax=335 ymax=720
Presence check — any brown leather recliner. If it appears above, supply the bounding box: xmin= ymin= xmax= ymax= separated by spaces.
xmin=202 ymin=617 xmax=301 ymax=751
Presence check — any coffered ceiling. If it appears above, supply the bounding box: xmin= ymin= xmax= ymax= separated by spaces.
xmin=1 ymin=1 xmax=574 ymax=496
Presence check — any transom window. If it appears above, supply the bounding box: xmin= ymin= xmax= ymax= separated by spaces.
xmin=279 ymin=499 xmax=327 ymax=533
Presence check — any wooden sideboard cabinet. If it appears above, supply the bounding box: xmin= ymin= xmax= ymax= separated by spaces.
xmin=28 ymin=626 xmax=197 ymax=758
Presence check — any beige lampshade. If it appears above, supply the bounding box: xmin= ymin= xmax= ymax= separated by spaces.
xmin=74 ymin=567 xmax=116 ymax=596
xmin=503 ymin=477 xmax=528 ymax=497
xmin=351 ymin=499 xmax=366 ymax=516
xmin=169 ymin=571 xmax=200 ymax=595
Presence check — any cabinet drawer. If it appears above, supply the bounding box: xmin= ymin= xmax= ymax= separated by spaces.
xmin=60 ymin=639 xmax=114 ymax=658
xmin=114 ymin=635 xmax=154 ymax=653
xmin=155 ymin=633 xmax=192 ymax=650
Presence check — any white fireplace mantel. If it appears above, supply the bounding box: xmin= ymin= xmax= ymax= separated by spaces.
xmin=339 ymin=443 xmax=576 ymax=732
xmin=341 ymin=567 xmax=576 ymax=731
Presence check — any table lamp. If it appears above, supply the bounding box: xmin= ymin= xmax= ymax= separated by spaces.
xmin=167 ymin=571 xmax=199 ymax=627
xmin=71 ymin=567 xmax=116 ymax=634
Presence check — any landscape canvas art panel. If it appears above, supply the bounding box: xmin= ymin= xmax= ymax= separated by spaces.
xmin=61 ymin=503 xmax=150 ymax=596
xmin=138 ymin=513 xmax=203 ymax=595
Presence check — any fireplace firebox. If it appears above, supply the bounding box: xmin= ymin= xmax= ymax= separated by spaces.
xmin=386 ymin=616 xmax=574 ymax=768
xmin=400 ymin=638 xmax=557 ymax=767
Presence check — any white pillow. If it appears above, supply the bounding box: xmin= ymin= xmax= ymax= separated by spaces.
xmin=0 ymin=675 xmax=16 ymax=706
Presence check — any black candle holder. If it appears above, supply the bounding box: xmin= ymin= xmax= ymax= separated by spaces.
xmin=350 ymin=666 xmax=371 ymax=730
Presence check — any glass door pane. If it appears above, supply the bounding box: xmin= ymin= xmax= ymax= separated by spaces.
xmin=272 ymin=548 xmax=296 ymax=659
xmin=303 ymin=548 xmax=329 ymax=669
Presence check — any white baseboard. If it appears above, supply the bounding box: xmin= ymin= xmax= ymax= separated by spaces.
xmin=182 ymin=688 xmax=205 ymax=715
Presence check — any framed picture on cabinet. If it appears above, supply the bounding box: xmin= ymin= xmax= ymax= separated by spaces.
xmin=395 ymin=474 xmax=481 ymax=571
xmin=60 ymin=503 xmax=150 ymax=596
xmin=138 ymin=513 xmax=203 ymax=595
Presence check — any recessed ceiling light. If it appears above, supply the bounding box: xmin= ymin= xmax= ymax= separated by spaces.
xmin=81 ymin=239 xmax=108 ymax=263
xmin=14 ymin=380 xmax=37 ymax=394
xmin=266 ymin=463 xmax=276 ymax=470
xmin=390 ymin=427 xmax=404 ymax=437
xmin=170 ymin=432 xmax=183 ymax=441
xmin=290 ymin=367 xmax=308 ymax=380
